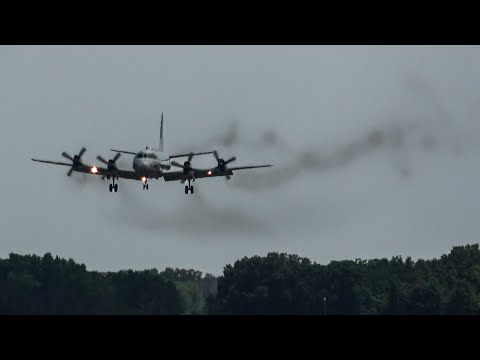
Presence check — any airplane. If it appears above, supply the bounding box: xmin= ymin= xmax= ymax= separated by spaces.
xmin=31 ymin=113 xmax=272 ymax=194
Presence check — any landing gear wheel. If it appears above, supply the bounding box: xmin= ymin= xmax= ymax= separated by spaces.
xmin=146 ymin=184 xmax=149 ymax=190
xmin=109 ymin=184 xmax=113 ymax=192
xmin=185 ymin=185 xmax=189 ymax=194
xmin=114 ymin=184 xmax=118 ymax=192
xmin=190 ymin=186 xmax=194 ymax=194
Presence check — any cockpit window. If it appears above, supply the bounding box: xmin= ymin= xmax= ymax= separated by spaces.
xmin=134 ymin=152 xmax=158 ymax=160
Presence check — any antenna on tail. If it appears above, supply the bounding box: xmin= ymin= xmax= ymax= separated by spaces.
xmin=159 ymin=112 xmax=164 ymax=152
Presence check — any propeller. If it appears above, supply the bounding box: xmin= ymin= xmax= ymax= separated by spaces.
xmin=171 ymin=153 xmax=195 ymax=183
xmin=61 ymin=147 xmax=87 ymax=176
xmin=97 ymin=152 xmax=121 ymax=179
xmin=213 ymin=150 xmax=236 ymax=179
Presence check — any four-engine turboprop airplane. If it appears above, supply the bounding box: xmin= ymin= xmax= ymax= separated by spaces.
xmin=32 ymin=114 xmax=272 ymax=194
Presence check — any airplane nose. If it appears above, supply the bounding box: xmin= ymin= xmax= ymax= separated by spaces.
xmin=133 ymin=160 xmax=144 ymax=172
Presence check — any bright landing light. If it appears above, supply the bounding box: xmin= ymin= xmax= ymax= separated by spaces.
xmin=90 ymin=166 xmax=98 ymax=174
xmin=141 ymin=177 xmax=147 ymax=182
xmin=207 ymin=170 xmax=212 ymax=176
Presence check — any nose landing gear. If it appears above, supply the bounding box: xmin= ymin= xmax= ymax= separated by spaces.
xmin=142 ymin=177 xmax=149 ymax=190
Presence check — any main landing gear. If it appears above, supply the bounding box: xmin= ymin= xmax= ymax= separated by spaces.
xmin=184 ymin=178 xmax=194 ymax=195
xmin=108 ymin=176 xmax=119 ymax=192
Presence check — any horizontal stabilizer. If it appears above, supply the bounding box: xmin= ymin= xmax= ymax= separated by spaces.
xmin=169 ymin=151 xmax=214 ymax=159
xmin=110 ymin=149 xmax=136 ymax=155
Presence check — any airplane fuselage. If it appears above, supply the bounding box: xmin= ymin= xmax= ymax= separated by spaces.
xmin=132 ymin=148 xmax=170 ymax=179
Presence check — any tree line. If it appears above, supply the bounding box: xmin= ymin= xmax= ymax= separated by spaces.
xmin=1 ymin=244 xmax=479 ymax=314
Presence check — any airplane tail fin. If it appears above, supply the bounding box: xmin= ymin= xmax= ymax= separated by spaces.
xmin=159 ymin=112 xmax=164 ymax=152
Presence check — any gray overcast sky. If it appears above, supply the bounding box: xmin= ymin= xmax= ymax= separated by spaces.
xmin=1 ymin=45 xmax=480 ymax=275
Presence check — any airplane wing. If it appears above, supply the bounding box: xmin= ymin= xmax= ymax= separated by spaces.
xmin=162 ymin=165 xmax=272 ymax=182
xmin=32 ymin=158 xmax=141 ymax=181
xmin=229 ymin=165 xmax=273 ymax=171
xmin=114 ymin=169 xmax=140 ymax=180
xmin=162 ymin=168 xmax=232 ymax=182
xmin=74 ymin=165 xmax=140 ymax=180
xmin=88 ymin=167 xmax=140 ymax=180
xmin=162 ymin=172 xmax=186 ymax=182
xmin=32 ymin=159 xmax=73 ymax=167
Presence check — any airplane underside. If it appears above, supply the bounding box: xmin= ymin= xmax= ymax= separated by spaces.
xmin=104 ymin=173 xmax=195 ymax=194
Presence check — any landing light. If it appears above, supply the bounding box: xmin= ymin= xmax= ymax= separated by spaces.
xmin=141 ymin=176 xmax=147 ymax=182
xmin=91 ymin=166 xmax=98 ymax=174
xmin=207 ymin=170 xmax=212 ymax=176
